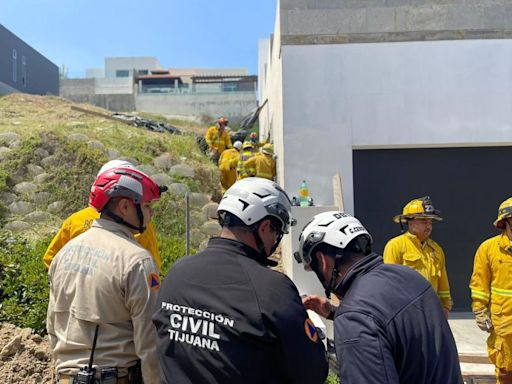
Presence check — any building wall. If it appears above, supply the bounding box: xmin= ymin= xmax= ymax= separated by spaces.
xmin=0 ymin=24 xmax=58 ymax=95
xmin=95 ymin=78 xmax=133 ymax=94
xmin=105 ymin=57 xmax=160 ymax=78
xmin=135 ymin=92 xmax=257 ymax=119
xmin=280 ymin=0 xmax=512 ymax=44
xmin=278 ymin=39 xmax=512 ymax=212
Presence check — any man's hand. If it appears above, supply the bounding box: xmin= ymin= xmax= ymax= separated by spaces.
xmin=474 ymin=308 xmax=492 ymax=332
xmin=302 ymin=294 xmax=337 ymax=319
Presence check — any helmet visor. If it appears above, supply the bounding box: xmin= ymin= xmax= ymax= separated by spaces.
xmin=266 ymin=202 xmax=294 ymax=234
xmin=294 ymin=231 xmax=326 ymax=266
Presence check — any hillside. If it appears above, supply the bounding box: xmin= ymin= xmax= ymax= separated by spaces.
xmin=0 ymin=93 xmax=222 ymax=334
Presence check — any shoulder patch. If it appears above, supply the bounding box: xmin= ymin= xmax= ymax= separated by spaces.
xmin=148 ymin=272 xmax=160 ymax=291
xmin=304 ymin=318 xmax=319 ymax=343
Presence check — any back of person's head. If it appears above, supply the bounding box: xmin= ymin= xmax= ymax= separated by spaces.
xmin=260 ymin=143 xmax=274 ymax=156
xmin=97 ymin=159 xmax=134 ymax=177
xmin=233 ymin=141 xmax=243 ymax=151
xmin=295 ymin=211 xmax=372 ymax=271
xmin=89 ymin=166 xmax=165 ymax=233
xmin=294 ymin=211 xmax=372 ymax=297
xmin=217 ymin=177 xmax=294 ymax=234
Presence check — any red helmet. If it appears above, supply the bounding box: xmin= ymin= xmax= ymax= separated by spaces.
xmin=89 ymin=167 xmax=162 ymax=212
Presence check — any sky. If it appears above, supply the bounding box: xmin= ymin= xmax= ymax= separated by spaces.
xmin=1 ymin=0 xmax=277 ymax=77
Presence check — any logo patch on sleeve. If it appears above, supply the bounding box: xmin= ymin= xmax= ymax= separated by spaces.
xmin=304 ymin=318 xmax=319 ymax=343
xmin=148 ymin=272 xmax=160 ymax=291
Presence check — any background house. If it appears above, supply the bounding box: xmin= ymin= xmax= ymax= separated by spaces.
xmin=0 ymin=24 xmax=58 ymax=96
xmin=60 ymin=57 xmax=257 ymax=119
xmin=259 ymin=0 xmax=512 ymax=310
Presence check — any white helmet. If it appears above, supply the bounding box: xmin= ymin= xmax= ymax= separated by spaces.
xmin=97 ymin=159 xmax=134 ymax=177
xmin=233 ymin=141 xmax=243 ymax=151
xmin=295 ymin=211 xmax=372 ymax=267
xmin=217 ymin=177 xmax=295 ymax=234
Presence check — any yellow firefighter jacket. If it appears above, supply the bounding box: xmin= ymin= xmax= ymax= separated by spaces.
xmin=42 ymin=206 xmax=161 ymax=270
xmin=243 ymin=153 xmax=276 ymax=181
xmin=237 ymin=148 xmax=255 ymax=180
xmin=204 ymin=126 xmax=232 ymax=154
xmin=218 ymin=148 xmax=239 ymax=192
xmin=470 ymin=233 xmax=512 ymax=336
xmin=383 ymin=232 xmax=452 ymax=310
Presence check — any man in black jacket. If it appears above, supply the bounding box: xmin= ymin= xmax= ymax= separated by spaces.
xmin=295 ymin=211 xmax=463 ymax=384
xmin=153 ymin=177 xmax=328 ymax=384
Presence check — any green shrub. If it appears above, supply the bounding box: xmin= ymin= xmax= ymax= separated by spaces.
xmin=0 ymin=234 xmax=51 ymax=334
xmin=325 ymin=373 xmax=340 ymax=384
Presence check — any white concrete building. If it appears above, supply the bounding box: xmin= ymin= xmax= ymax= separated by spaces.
xmin=260 ymin=0 xmax=512 ymax=310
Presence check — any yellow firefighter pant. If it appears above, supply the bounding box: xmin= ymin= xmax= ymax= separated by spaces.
xmin=488 ymin=332 xmax=512 ymax=383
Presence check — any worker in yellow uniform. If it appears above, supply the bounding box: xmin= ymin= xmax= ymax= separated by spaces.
xmin=470 ymin=197 xmax=512 ymax=384
xmin=243 ymin=143 xmax=276 ymax=181
xmin=236 ymin=141 xmax=256 ymax=180
xmin=383 ymin=196 xmax=452 ymax=317
xmin=42 ymin=160 xmax=162 ymax=270
xmin=218 ymin=141 xmax=242 ymax=193
xmin=204 ymin=116 xmax=232 ymax=164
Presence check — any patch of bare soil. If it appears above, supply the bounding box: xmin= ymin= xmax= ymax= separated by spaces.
xmin=0 ymin=322 xmax=53 ymax=384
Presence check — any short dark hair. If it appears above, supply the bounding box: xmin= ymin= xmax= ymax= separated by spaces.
xmin=219 ymin=211 xmax=281 ymax=232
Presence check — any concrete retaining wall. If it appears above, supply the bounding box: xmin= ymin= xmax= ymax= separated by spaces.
xmin=135 ymin=92 xmax=257 ymax=119
xmin=280 ymin=0 xmax=512 ymax=44
xmin=62 ymin=93 xmax=135 ymax=112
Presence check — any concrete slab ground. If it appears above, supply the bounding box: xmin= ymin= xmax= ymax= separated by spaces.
xmin=449 ymin=312 xmax=495 ymax=381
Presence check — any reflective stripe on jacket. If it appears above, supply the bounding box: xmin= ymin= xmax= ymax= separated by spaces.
xmin=470 ymin=233 xmax=512 ymax=336
xmin=243 ymin=153 xmax=276 ymax=181
xmin=204 ymin=126 xmax=232 ymax=154
xmin=237 ymin=149 xmax=255 ymax=179
xmin=383 ymin=232 xmax=452 ymax=310
xmin=43 ymin=206 xmax=161 ymax=270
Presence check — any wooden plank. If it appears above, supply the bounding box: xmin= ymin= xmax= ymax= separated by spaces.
xmin=332 ymin=172 xmax=344 ymax=211
xmin=459 ymin=353 xmax=492 ymax=364
xmin=71 ymin=105 xmax=130 ymax=125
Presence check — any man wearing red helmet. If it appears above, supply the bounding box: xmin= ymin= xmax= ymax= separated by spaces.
xmin=42 ymin=160 xmax=161 ymax=270
xmin=47 ymin=167 xmax=164 ymax=384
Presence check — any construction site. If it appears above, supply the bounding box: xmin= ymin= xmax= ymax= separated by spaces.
xmin=2 ymin=0 xmax=512 ymax=383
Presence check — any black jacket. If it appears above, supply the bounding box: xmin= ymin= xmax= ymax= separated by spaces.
xmin=334 ymin=253 xmax=463 ymax=384
xmin=153 ymin=237 xmax=328 ymax=384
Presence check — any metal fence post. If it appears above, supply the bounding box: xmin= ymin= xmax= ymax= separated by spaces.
xmin=185 ymin=192 xmax=190 ymax=257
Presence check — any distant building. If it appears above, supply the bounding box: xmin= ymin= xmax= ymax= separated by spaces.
xmin=61 ymin=57 xmax=257 ymax=119
xmin=0 ymin=24 xmax=58 ymax=96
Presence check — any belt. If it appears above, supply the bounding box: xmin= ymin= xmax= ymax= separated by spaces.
xmin=58 ymin=374 xmax=129 ymax=384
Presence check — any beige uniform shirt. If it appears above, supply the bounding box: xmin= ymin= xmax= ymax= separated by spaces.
xmin=47 ymin=219 xmax=161 ymax=384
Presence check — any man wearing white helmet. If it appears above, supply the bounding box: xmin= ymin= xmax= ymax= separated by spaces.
xmin=153 ymin=177 xmax=328 ymax=384
xmin=295 ymin=211 xmax=462 ymax=384
xmin=42 ymin=159 xmax=162 ymax=270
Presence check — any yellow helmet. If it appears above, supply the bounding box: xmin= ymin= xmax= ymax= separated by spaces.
xmin=494 ymin=197 xmax=512 ymax=229
xmin=242 ymin=141 xmax=254 ymax=149
xmin=393 ymin=196 xmax=442 ymax=224
xmin=261 ymin=143 xmax=274 ymax=156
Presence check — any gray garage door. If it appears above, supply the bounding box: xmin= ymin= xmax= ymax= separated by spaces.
xmin=353 ymin=146 xmax=512 ymax=311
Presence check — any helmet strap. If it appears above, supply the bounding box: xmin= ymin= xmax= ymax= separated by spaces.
xmin=251 ymin=223 xmax=269 ymax=259
xmin=324 ymin=266 xmax=340 ymax=299
xmin=104 ymin=204 xmax=146 ymax=234
xmin=135 ymin=204 xmax=147 ymax=233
